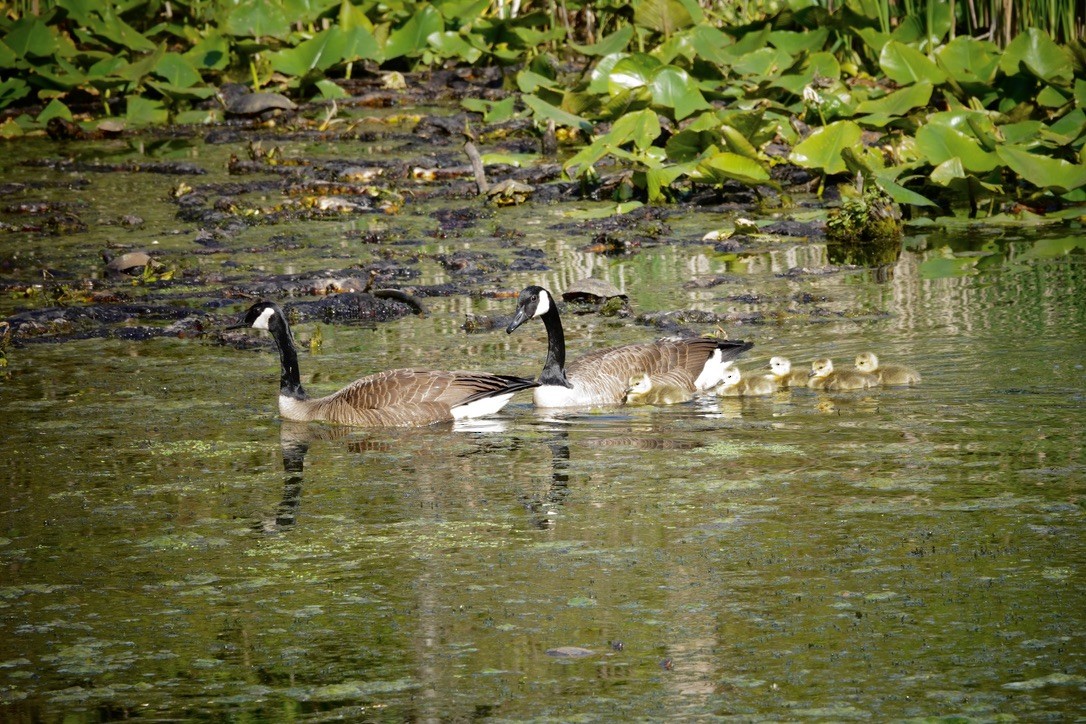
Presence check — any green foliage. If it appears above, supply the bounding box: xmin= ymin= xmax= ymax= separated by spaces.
xmin=0 ymin=0 xmax=1084 ymax=218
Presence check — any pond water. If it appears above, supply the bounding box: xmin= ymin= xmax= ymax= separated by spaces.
xmin=1 ymin=127 xmax=1084 ymax=721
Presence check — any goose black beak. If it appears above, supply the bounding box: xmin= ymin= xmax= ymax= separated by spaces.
xmin=506 ymin=307 xmax=530 ymax=334
xmin=225 ymin=322 xmax=247 ymax=330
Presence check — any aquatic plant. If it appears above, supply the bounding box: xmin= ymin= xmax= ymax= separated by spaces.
xmin=1 ymin=0 xmax=1084 ymax=219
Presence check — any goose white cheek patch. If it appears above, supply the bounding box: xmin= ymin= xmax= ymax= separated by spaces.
xmin=534 ymin=290 xmax=551 ymax=318
xmin=253 ymin=307 xmax=276 ymax=330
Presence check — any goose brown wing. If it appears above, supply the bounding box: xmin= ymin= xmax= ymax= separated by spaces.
xmin=567 ymin=338 xmax=745 ymax=386
xmin=324 ymin=369 xmax=535 ymax=410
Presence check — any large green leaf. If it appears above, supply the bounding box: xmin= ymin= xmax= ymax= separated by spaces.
xmin=385 ymin=5 xmax=444 ymax=60
xmin=185 ymin=33 xmax=230 ymax=70
xmin=697 ymin=151 xmax=773 ymax=187
xmin=649 ymin=66 xmax=709 ymax=120
xmin=224 ymin=1 xmax=292 ymax=39
xmin=0 ymin=78 xmax=30 ymax=109
xmin=587 ymin=52 xmax=630 ymax=94
xmin=872 ymin=170 xmax=937 ymax=207
xmin=1000 ymin=28 xmax=1074 ymax=84
xmin=936 ymin=36 xmax=999 ymax=87
xmin=271 ymin=26 xmax=379 ymax=74
xmin=571 ymin=26 xmax=633 ymax=57
xmin=879 ymin=40 xmax=947 ymax=85
xmin=93 ymin=8 xmax=157 ymax=52
xmin=522 ymin=93 xmax=592 ymax=132
xmin=634 ymin=0 xmax=698 ymax=36
xmin=126 ymin=95 xmax=169 ymax=126
xmin=915 ymin=124 xmax=998 ymax=173
xmin=996 ymin=145 xmax=1086 ymax=193
xmin=154 ymin=52 xmax=203 ymax=88
xmin=731 ymin=47 xmax=792 ymax=78
xmin=607 ymin=108 xmax=661 ymax=150
xmin=855 ymin=81 xmax=932 ymax=116
xmin=767 ymin=28 xmax=829 ymax=55
xmin=607 ymin=54 xmax=663 ymax=94
xmin=4 ymin=16 xmax=58 ymax=58
xmin=788 ymin=120 xmax=863 ymax=174
xmin=427 ymin=31 xmax=482 ymax=63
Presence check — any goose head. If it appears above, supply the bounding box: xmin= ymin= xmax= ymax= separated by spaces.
xmin=506 ymin=285 xmax=553 ymax=333
xmin=235 ymin=301 xmax=280 ymax=330
xmin=854 ymin=352 xmax=880 ymax=373
xmin=720 ymin=366 xmax=742 ymax=386
xmin=768 ymin=356 xmax=792 ymax=376
xmin=626 ymin=373 xmax=653 ymax=395
xmin=809 ymin=357 xmax=834 ymax=379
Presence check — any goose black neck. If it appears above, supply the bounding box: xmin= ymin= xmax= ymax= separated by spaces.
xmin=539 ymin=303 xmax=572 ymax=388
xmin=269 ymin=312 xmax=306 ymax=400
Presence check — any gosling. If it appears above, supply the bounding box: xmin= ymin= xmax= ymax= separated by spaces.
xmin=623 ymin=373 xmax=694 ymax=406
xmin=808 ymin=358 xmax=878 ymax=391
xmin=714 ymin=366 xmax=777 ymax=397
xmin=766 ymin=356 xmax=809 ymax=388
xmin=854 ymin=352 xmax=921 ymax=386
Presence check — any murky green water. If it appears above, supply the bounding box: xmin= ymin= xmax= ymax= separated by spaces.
xmin=1 ymin=130 xmax=1085 ymax=720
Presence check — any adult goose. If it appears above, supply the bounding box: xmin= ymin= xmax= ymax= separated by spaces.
xmin=231 ymin=301 xmax=537 ymax=426
xmin=854 ymin=352 xmax=921 ymax=386
xmin=505 ymin=286 xmax=753 ymax=408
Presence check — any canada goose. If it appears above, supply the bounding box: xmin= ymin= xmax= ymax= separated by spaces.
xmin=766 ymin=356 xmax=809 ymax=388
xmin=230 ymin=301 xmax=537 ymax=426
xmin=807 ymin=357 xmax=878 ymax=391
xmin=623 ymin=373 xmax=694 ymax=406
xmin=855 ymin=352 xmax=921 ymax=386
xmin=506 ymin=286 xmax=753 ymax=408
xmin=714 ymin=366 xmax=777 ymax=397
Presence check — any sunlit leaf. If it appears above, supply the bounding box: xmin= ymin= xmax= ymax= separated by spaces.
xmin=936 ymin=36 xmax=999 ymax=87
xmin=427 ymin=31 xmax=482 ymax=63
xmin=36 ymin=98 xmax=72 ymax=123
xmin=224 ymin=1 xmax=292 ymax=40
xmin=649 ymin=66 xmax=709 ymax=120
xmin=385 ymin=5 xmax=443 ymax=60
xmin=314 ymin=79 xmax=347 ymax=99
xmin=338 ymin=0 xmax=374 ymax=32
xmin=697 ymin=151 xmax=772 ymax=186
xmin=522 ymin=93 xmax=592 ymax=132
xmin=929 ymin=156 xmax=966 ymax=186
xmin=916 ymin=124 xmax=998 ymax=173
xmin=879 ymin=40 xmax=947 ymax=85
xmin=731 ymin=47 xmax=793 ymax=78
xmin=587 ymin=52 xmax=630 ymax=94
xmin=93 ymin=8 xmax=157 ymax=52
xmin=788 ymin=120 xmax=863 ymax=174
xmin=154 ymin=52 xmax=203 ymax=88
xmin=871 ymin=170 xmax=937 ymax=207
xmin=4 ymin=16 xmax=58 ymax=58
xmin=607 ymin=54 xmax=662 ymax=94
xmin=185 ymin=33 xmax=230 ymax=70
xmin=126 ymin=96 xmax=169 ymax=126
xmin=855 ymin=81 xmax=932 ymax=116
xmin=996 ymin=145 xmax=1086 ymax=193
xmin=608 ymin=108 xmax=661 ymax=150
xmin=1000 ymin=28 xmax=1074 ymax=84
xmin=767 ymin=28 xmax=829 ymax=55
xmin=571 ymin=26 xmax=633 ymax=57
xmin=634 ymin=0 xmax=698 ymax=36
